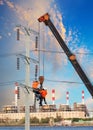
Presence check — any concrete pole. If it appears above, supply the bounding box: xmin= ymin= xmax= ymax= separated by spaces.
xmin=25 ymin=37 xmax=30 ymax=130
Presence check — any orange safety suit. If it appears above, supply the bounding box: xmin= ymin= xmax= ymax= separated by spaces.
xmin=39 ymin=89 xmax=47 ymax=98
xmin=39 ymin=89 xmax=47 ymax=106
xmin=32 ymin=81 xmax=39 ymax=89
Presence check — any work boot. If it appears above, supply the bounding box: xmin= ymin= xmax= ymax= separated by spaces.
xmin=39 ymin=103 xmax=42 ymax=106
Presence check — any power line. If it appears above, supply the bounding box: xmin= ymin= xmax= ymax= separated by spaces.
xmin=0 ymin=77 xmax=37 ymax=86
xmin=1 ymin=77 xmax=93 ymax=86
xmin=45 ymin=79 xmax=83 ymax=84
xmin=45 ymin=79 xmax=93 ymax=85
xmin=0 ymin=79 xmax=83 ymax=86
xmin=0 ymin=50 xmax=93 ymax=58
xmin=0 ymin=51 xmax=25 ymax=58
xmin=0 ymin=80 xmax=25 ymax=86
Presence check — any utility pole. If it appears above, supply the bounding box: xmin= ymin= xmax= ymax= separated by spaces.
xmin=25 ymin=34 xmax=30 ymax=130
xmin=16 ymin=25 xmax=39 ymax=130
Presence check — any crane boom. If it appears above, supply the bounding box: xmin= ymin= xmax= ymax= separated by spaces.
xmin=38 ymin=13 xmax=93 ymax=97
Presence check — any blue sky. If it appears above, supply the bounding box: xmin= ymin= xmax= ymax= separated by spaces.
xmin=57 ymin=0 xmax=93 ymax=45
xmin=0 ymin=0 xmax=93 ymax=110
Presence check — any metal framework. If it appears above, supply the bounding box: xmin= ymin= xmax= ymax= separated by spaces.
xmin=16 ymin=25 xmax=39 ymax=130
xmin=38 ymin=13 xmax=93 ymax=97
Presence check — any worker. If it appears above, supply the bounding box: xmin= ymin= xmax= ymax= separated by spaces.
xmin=39 ymin=88 xmax=47 ymax=106
xmin=32 ymin=81 xmax=47 ymax=106
xmin=32 ymin=87 xmax=40 ymax=101
xmin=32 ymin=81 xmax=41 ymax=100
xmin=32 ymin=81 xmax=39 ymax=89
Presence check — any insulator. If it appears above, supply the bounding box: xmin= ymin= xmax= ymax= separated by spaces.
xmin=17 ymin=28 xmax=20 ymax=40
xmin=35 ymin=65 xmax=38 ymax=80
xmin=17 ymin=87 xmax=20 ymax=99
xmin=17 ymin=57 xmax=20 ymax=70
xmin=35 ymin=36 xmax=38 ymax=49
xmin=35 ymin=65 xmax=38 ymax=74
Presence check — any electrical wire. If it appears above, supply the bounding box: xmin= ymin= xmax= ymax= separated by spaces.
xmin=45 ymin=79 xmax=83 ymax=84
xmin=0 ymin=51 xmax=25 ymax=58
xmin=0 ymin=78 xmax=35 ymax=86
xmin=0 ymin=80 xmax=25 ymax=86
xmin=0 ymin=79 xmax=83 ymax=86
xmin=45 ymin=78 xmax=93 ymax=85
xmin=0 ymin=50 xmax=93 ymax=58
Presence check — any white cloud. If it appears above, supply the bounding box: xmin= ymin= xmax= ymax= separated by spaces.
xmin=8 ymin=32 xmax=11 ymax=36
xmin=4 ymin=0 xmax=68 ymax=69
xmin=2 ymin=0 xmax=93 ymax=108
xmin=49 ymin=5 xmax=66 ymax=40
xmin=4 ymin=0 xmax=91 ymax=70
xmin=44 ymin=84 xmax=67 ymax=105
xmin=85 ymin=97 xmax=93 ymax=110
xmin=4 ymin=0 xmax=14 ymax=8
xmin=0 ymin=0 xmax=3 ymax=5
xmin=4 ymin=0 xmax=53 ymax=29
xmin=0 ymin=35 xmax=2 ymax=39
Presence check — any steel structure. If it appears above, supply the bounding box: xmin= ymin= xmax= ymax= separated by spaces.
xmin=17 ymin=25 xmax=38 ymax=130
xmin=38 ymin=13 xmax=93 ymax=97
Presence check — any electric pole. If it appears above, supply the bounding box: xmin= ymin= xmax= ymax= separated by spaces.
xmin=16 ymin=25 xmax=39 ymax=130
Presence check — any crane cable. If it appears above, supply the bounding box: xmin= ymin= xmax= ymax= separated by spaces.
xmin=38 ymin=22 xmax=45 ymax=77
xmin=38 ymin=21 xmax=41 ymax=77
xmin=42 ymin=24 xmax=45 ymax=77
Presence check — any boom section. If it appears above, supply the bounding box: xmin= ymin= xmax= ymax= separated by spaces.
xmin=38 ymin=13 xmax=93 ymax=97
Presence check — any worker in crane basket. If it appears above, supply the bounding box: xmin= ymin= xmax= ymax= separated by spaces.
xmin=32 ymin=81 xmax=41 ymax=99
xmin=38 ymin=88 xmax=47 ymax=106
xmin=32 ymin=82 xmax=47 ymax=106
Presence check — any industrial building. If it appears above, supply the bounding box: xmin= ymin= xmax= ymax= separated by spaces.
xmin=0 ymin=110 xmax=85 ymax=121
xmin=39 ymin=105 xmax=56 ymax=112
xmin=73 ymin=102 xmax=89 ymax=116
xmin=2 ymin=105 xmax=18 ymax=113
xmin=59 ymin=104 xmax=71 ymax=111
xmin=0 ymin=81 xmax=90 ymax=121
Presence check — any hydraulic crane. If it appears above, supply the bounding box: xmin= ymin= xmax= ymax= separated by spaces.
xmin=38 ymin=13 xmax=93 ymax=97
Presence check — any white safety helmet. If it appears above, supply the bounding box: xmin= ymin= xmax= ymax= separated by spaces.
xmin=44 ymin=88 xmax=47 ymax=90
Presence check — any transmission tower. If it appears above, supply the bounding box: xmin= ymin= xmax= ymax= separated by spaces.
xmin=16 ymin=25 xmax=39 ymax=130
